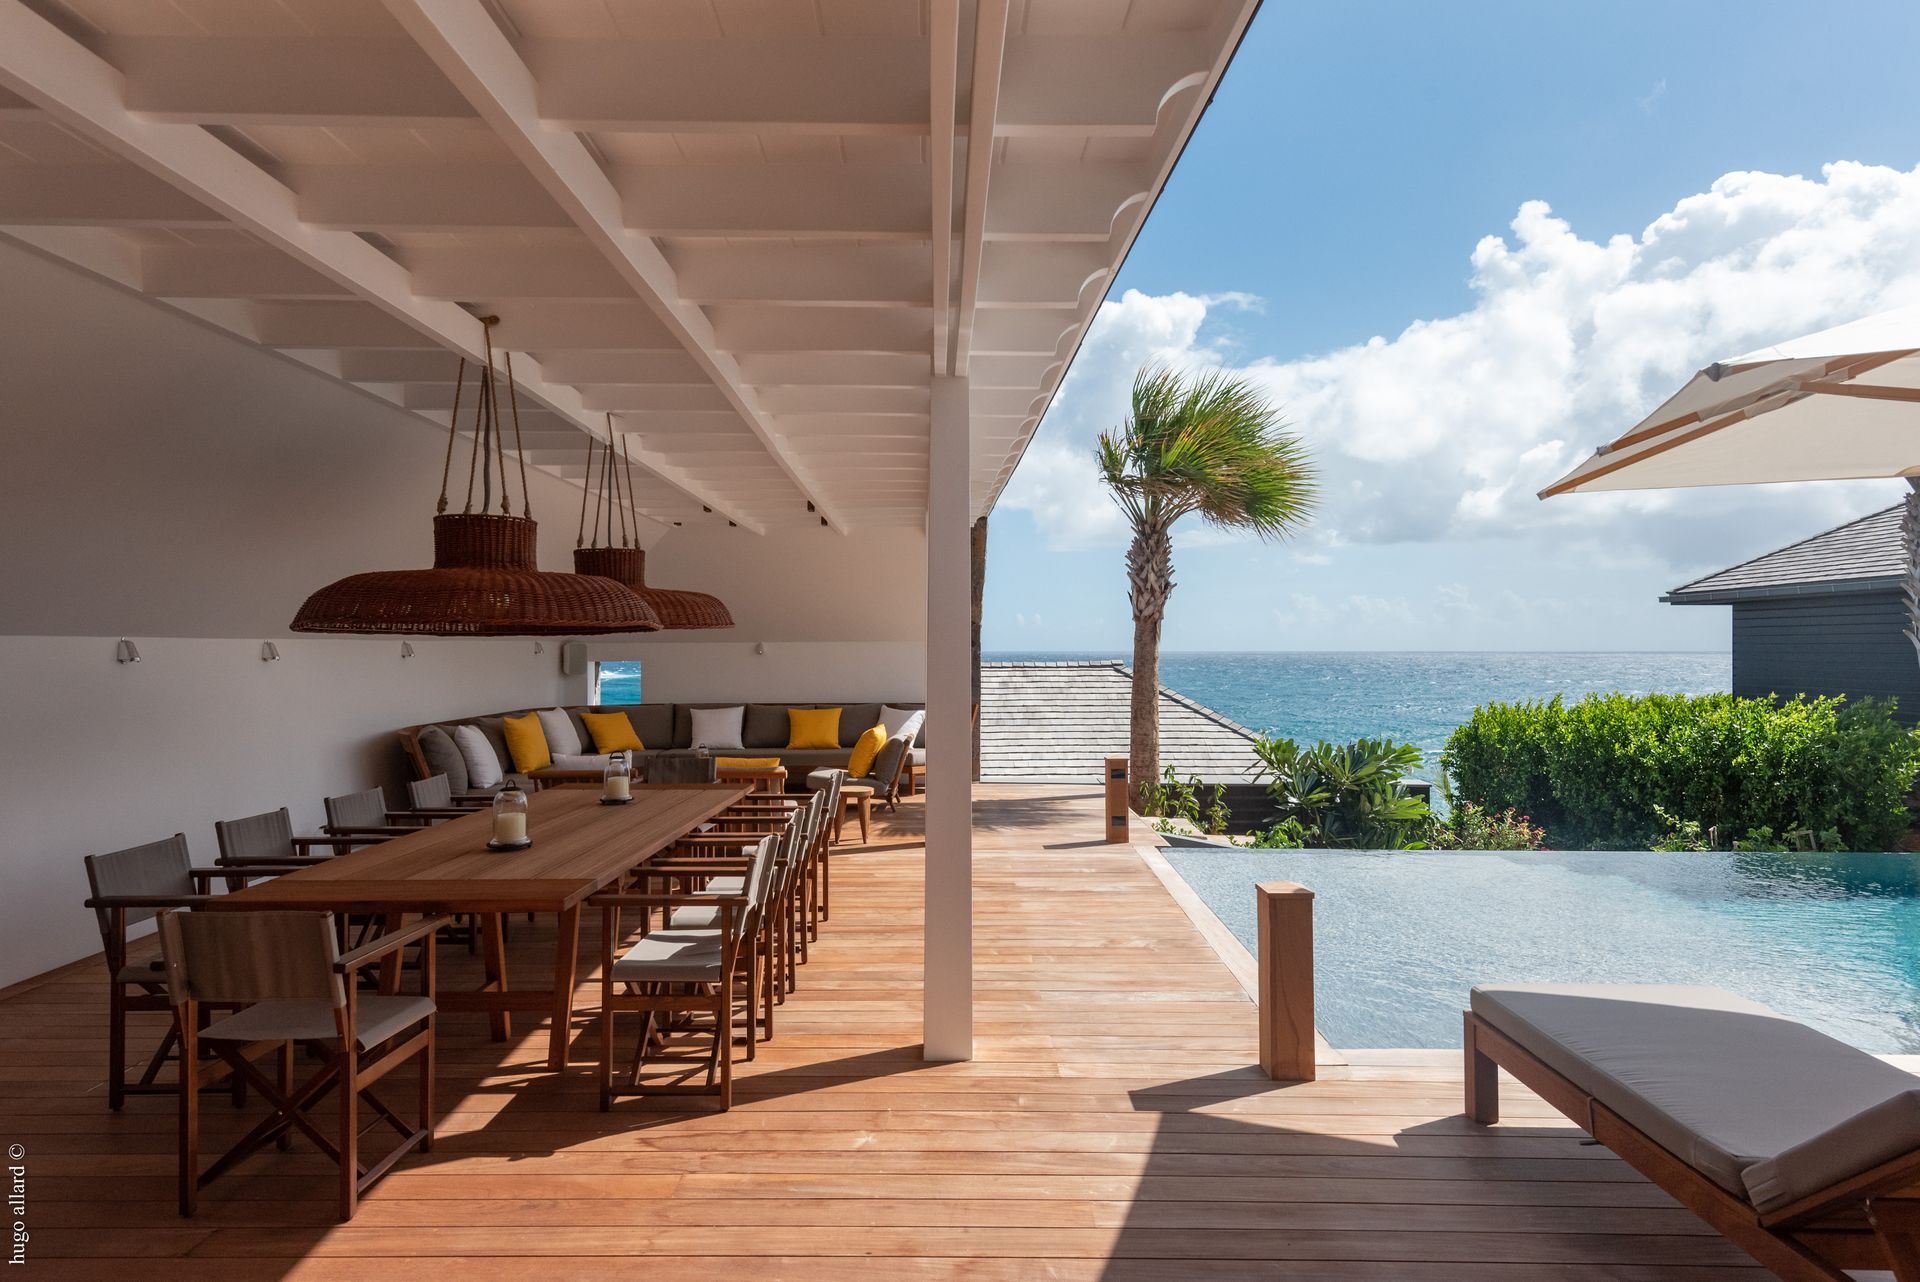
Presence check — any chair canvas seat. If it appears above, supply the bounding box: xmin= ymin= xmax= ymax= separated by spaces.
xmin=200 ymin=995 xmax=434 ymax=1051
xmin=666 ymin=904 xmax=721 ymax=930
xmin=612 ymin=929 xmax=725 ymax=983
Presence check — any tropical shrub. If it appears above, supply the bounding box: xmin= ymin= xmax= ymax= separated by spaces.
xmin=1249 ymin=735 xmax=1432 ymax=849
xmin=1426 ymin=799 xmax=1547 ymax=851
xmin=1443 ymin=693 xmax=1920 ymax=851
xmin=1138 ymin=766 xmax=1229 ymax=836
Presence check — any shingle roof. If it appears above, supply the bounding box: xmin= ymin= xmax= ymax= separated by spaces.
xmin=979 ymin=661 xmax=1263 ymax=784
xmin=1664 ymin=505 xmax=1906 ymax=605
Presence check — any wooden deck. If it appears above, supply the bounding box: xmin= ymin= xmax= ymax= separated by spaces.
xmin=3 ymin=782 xmax=1770 ymax=1279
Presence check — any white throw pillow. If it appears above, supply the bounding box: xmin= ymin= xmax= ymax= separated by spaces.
xmin=551 ymin=752 xmax=613 ymax=771
xmin=889 ymin=709 xmax=925 ymax=745
xmin=689 ymin=704 xmax=746 ymax=750
xmin=453 ymin=724 xmax=504 ymax=789
xmin=879 ymin=705 xmax=921 ymax=739
xmin=537 ymin=708 xmax=583 ymax=757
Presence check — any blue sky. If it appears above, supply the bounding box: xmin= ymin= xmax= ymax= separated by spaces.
xmin=984 ymin=1 xmax=1920 ymax=653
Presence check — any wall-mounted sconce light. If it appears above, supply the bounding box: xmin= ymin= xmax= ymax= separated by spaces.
xmin=400 ymin=641 xmax=415 ymax=659
xmin=755 ymin=641 xmax=766 ymax=656
xmin=260 ymin=642 xmax=280 ymax=662
xmin=116 ymin=638 xmax=141 ymax=664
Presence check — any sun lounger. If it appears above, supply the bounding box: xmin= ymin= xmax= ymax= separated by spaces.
xmin=1464 ymin=983 xmax=1920 ymax=1281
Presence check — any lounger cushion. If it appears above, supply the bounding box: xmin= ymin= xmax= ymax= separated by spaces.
xmin=1742 ymin=1088 xmax=1920 ymax=1214
xmin=1471 ymin=983 xmax=1920 ymax=1207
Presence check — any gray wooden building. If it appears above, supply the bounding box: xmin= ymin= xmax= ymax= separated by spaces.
xmin=1665 ymin=504 xmax=1920 ymax=722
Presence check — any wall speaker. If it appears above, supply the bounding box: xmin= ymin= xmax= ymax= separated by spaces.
xmin=560 ymin=640 xmax=587 ymax=677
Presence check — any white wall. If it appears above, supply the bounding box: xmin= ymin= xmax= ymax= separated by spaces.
xmin=0 ymin=237 xmax=928 ymax=987
xmin=572 ymin=640 xmax=926 ymax=705
xmin=0 ymin=634 xmax=566 ymax=985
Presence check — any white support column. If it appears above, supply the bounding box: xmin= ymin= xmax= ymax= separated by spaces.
xmin=924 ymin=374 xmax=974 ymax=1061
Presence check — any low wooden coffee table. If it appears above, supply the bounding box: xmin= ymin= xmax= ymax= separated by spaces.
xmin=837 ymin=783 xmax=875 ymax=844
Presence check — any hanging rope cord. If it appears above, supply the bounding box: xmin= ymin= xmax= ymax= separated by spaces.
xmin=436 ymin=357 xmax=467 ymax=515
xmin=504 ymin=350 xmax=530 ymax=518
xmin=620 ymin=445 xmax=640 ymax=547
xmin=576 ymin=430 xmax=595 ymax=548
xmin=608 ymin=419 xmax=627 ymax=548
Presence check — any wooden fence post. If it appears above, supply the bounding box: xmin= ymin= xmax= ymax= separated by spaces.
xmin=1257 ymin=881 xmax=1315 ymax=1081
xmin=1103 ymin=755 xmax=1130 ymax=843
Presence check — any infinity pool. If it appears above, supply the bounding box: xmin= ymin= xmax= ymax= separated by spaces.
xmin=1162 ymin=846 xmax=1920 ymax=1051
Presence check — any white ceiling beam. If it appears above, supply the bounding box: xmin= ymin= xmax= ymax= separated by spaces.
xmin=403 ymin=242 xmax=629 ymax=299
xmin=670 ymin=243 xmax=929 ymax=306
xmin=88 ymin=34 xmax=1204 ymax=135
xmin=709 ymin=306 xmax=933 ymax=355
xmin=760 ymin=386 xmax=930 ymax=415
xmin=140 ymin=246 xmax=351 ymax=298
xmin=277 ymin=159 xmax=1142 ymax=241
xmin=734 ymin=352 xmax=928 ymax=387
xmin=0 ymin=1 xmax=761 ymax=533
xmin=0 ymin=163 xmax=225 ymax=226
xmin=293 ymin=164 xmax=567 ymax=231
xmin=104 ymin=35 xmax=474 ymax=127
xmin=529 ymin=37 xmax=924 ymax=134
xmin=617 ymin=162 xmax=929 ymax=239
xmin=382 ymin=0 xmax=852 ymax=534
xmin=951 ymin=0 xmax=1012 ymax=376
xmin=533 ymin=350 xmax=710 ymax=384
xmin=929 ymin=0 xmax=960 ymax=375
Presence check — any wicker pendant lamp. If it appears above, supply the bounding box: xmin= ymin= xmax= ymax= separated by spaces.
xmin=290 ymin=320 xmax=662 ymax=636
xmin=573 ymin=422 xmax=735 ymax=630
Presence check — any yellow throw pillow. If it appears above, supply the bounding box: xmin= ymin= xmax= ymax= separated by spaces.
xmin=501 ymin=712 xmax=553 ymax=773
xmin=847 ymin=723 xmax=887 ymax=777
xmin=581 ymin=710 xmax=643 ymax=753
xmin=787 ymin=706 xmax=842 ymax=750
xmin=716 ymin=757 xmax=781 ymax=770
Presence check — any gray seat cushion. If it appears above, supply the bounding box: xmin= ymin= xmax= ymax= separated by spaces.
xmin=1471 ymin=983 xmax=1920 ymax=1210
xmin=611 ymin=929 xmax=724 ymax=982
xmin=201 ymin=995 xmax=433 ymax=1051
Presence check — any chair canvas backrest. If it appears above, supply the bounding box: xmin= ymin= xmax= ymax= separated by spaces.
xmin=157 ymin=909 xmax=344 ymax=1007
xmin=817 ymin=770 xmax=846 ymax=843
xmin=84 ymin=834 xmax=195 ymax=945
xmin=737 ymin=835 xmax=778 ymax=944
xmin=215 ymin=808 xmax=296 ymax=864
xmin=407 ymin=774 xmax=455 ymax=809
xmin=325 ymin=787 xmax=387 ymax=831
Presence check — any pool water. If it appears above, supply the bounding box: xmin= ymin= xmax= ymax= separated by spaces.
xmin=1162 ymin=847 xmax=1920 ymax=1052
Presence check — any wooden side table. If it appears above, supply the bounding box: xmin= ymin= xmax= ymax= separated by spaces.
xmin=838 ymin=783 xmax=875 ymax=845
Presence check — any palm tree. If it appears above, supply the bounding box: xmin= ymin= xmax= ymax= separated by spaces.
xmin=1096 ymin=366 xmax=1317 ymax=807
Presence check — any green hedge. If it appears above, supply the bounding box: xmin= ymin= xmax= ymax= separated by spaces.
xmin=1441 ymin=692 xmax=1920 ymax=851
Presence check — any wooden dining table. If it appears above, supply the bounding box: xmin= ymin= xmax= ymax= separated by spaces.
xmin=211 ymin=782 xmax=748 ymax=1070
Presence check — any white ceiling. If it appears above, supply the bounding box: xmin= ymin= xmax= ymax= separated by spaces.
xmin=0 ymin=0 xmax=1257 ymax=534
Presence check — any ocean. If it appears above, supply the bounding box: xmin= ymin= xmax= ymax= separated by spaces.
xmin=985 ymin=651 xmax=1731 ymax=765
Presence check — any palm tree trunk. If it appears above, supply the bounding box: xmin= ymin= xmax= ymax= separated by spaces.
xmin=1125 ymin=521 xmax=1173 ymax=809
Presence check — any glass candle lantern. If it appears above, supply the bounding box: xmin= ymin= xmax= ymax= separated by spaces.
xmin=490 ymin=782 xmax=530 ymax=847
xmin=603 ymin=751 xmax=632 ymax=801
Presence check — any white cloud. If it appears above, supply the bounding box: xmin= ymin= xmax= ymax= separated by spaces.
xmin=1000 ymin=162 xmax=1920 ymax=574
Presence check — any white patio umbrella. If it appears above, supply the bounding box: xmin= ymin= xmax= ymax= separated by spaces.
xmin=1540 ymin=303 xmax=1920 ymax=658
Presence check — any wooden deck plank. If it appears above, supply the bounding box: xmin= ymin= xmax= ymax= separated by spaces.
xmin=0 ymin=782 xmax=1769 ymax=1278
